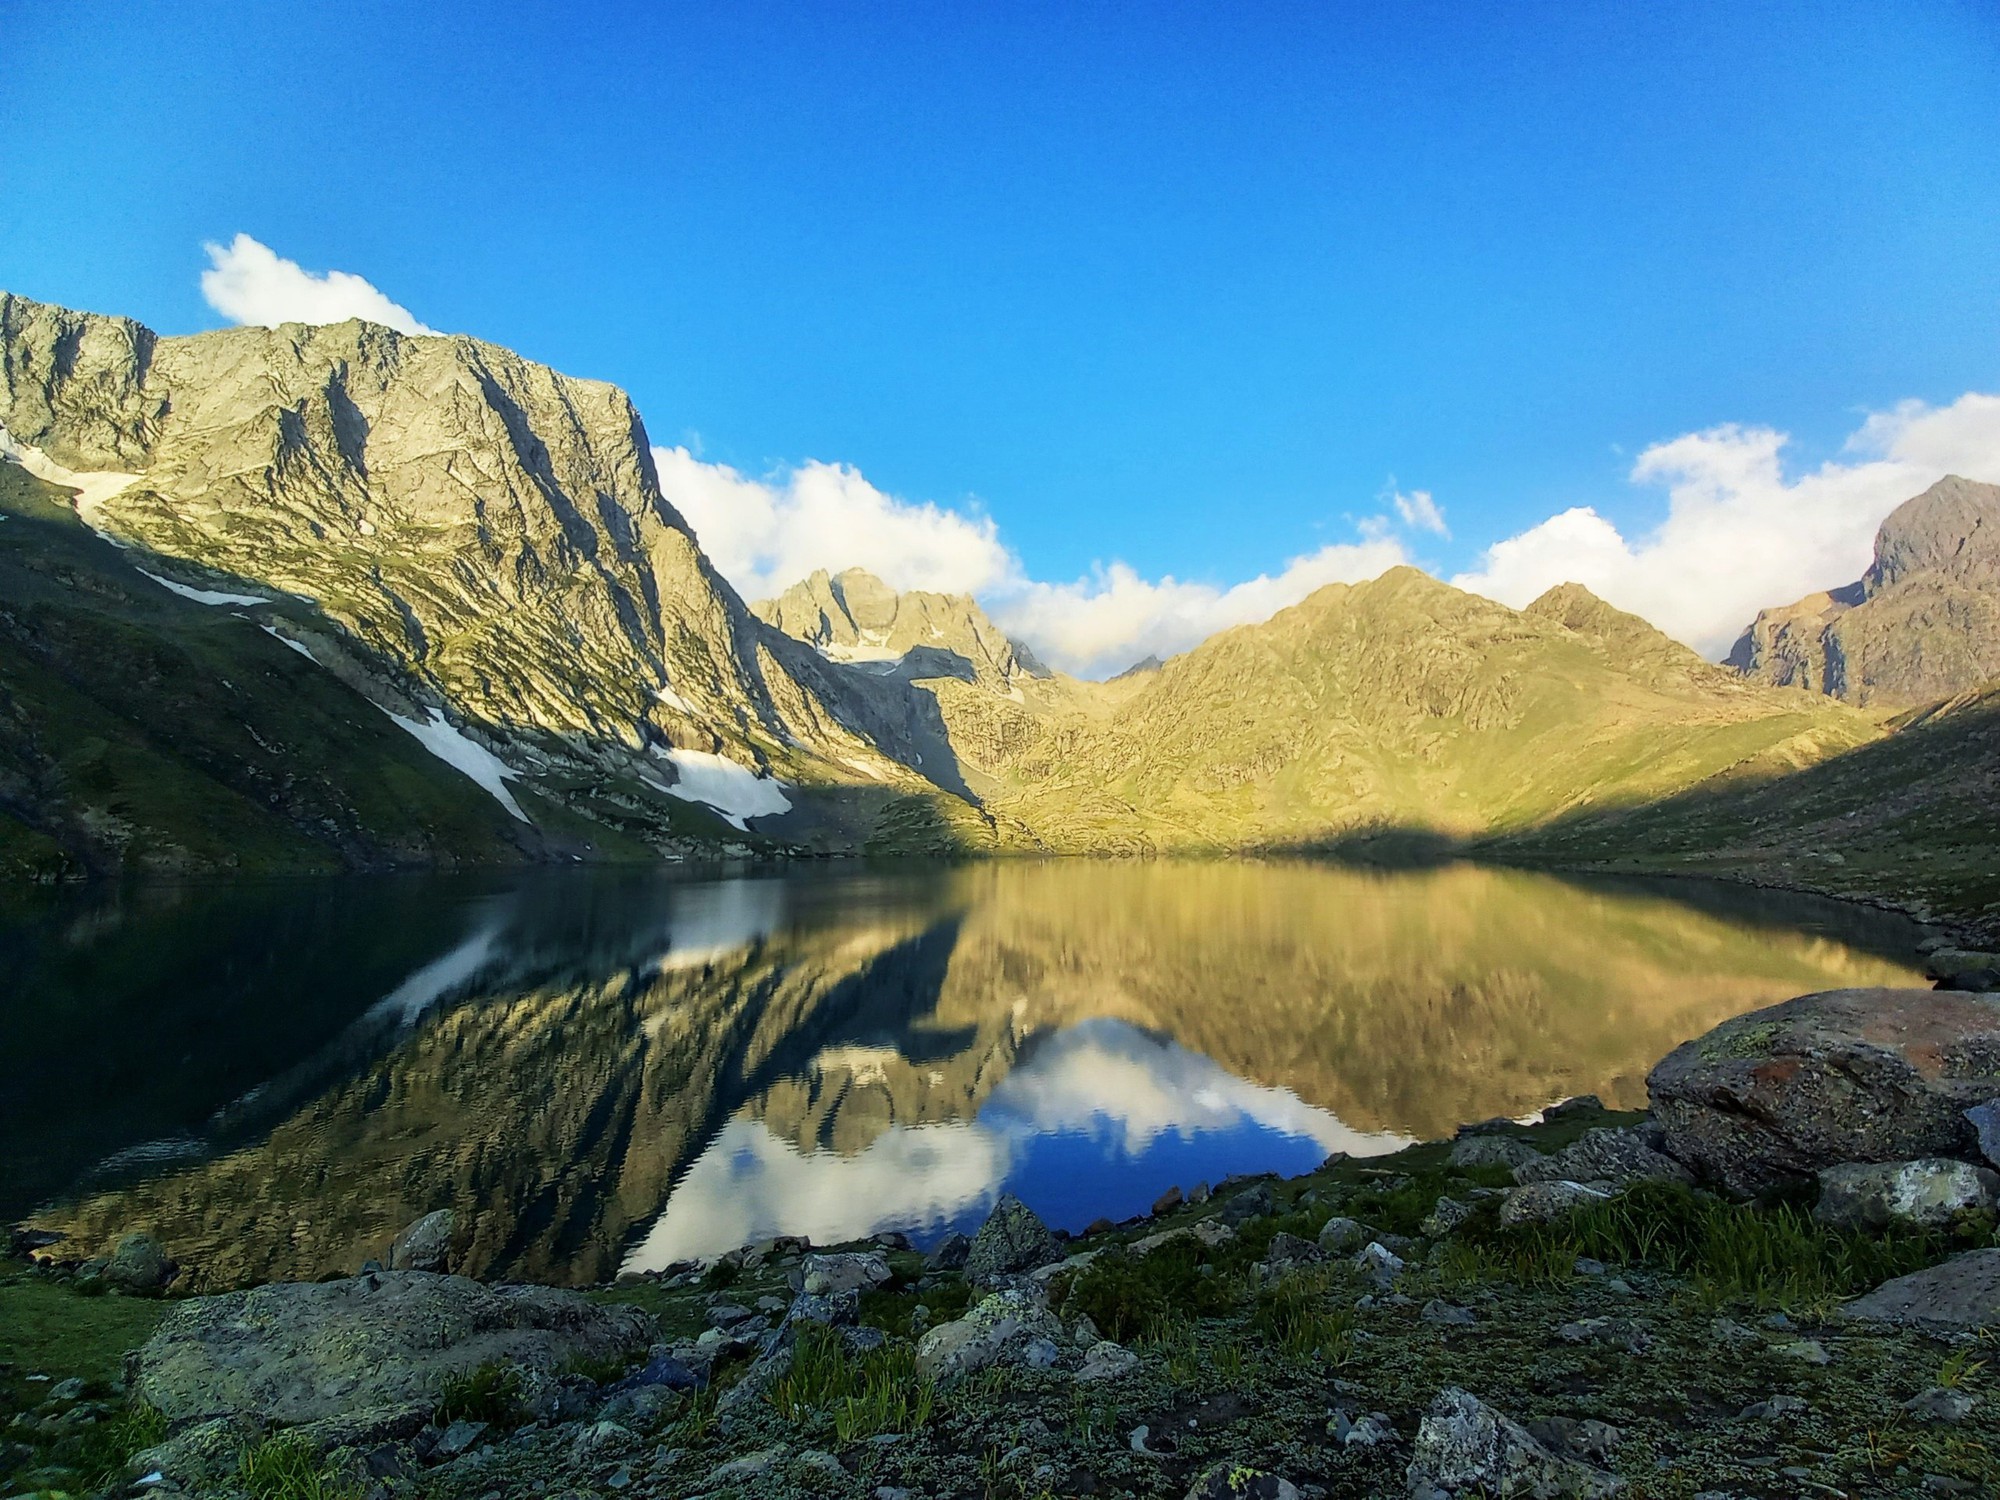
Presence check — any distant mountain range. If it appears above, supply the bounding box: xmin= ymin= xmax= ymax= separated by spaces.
xmin=2 ymin=292 xmax=1994 ymax=929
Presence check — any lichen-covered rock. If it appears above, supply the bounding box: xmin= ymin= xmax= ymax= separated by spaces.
xmin=1075 ymin=1340 xmax=1138 ymax=1382
xmin=926 ymin=1231 xmax=971 ymax=1270
xmin=1814 ymin=1158 xmax=2000 ymax=1231
xmin=388 ymin=1209 xmax=454 ymax=1273
xmin=1182 ymin=1462 xmax=1301 ymax=1500
xmin=1448 ymin=1136 xmax=1544 ymax=1171
xmin=1927 ymin=950 xmax=2000 ymax=993
xmin=1263 ymin=1232 xmax=1323 ymax=1269
xmin=798 ymin=1251 xmax=892 ymax=1296
xmin=1649 ymin=988 xmax=2000 ymax=1195
xmin=915 ymin=1289 xmax=1064 ymax=1381
xmin=1355 ymin=1241 xmax=1405 ymax=1288
xmin=1422 ymin=1197 xmax=1476 ymax=1237
xmin=1513 ymin=1125 xmax=1691 ymax=1189
xmin=965 ymin=1193 xmax=1060 ymax=1286
xmin=1499 ymin=1180 xmax=1612 ymax=1227
xmin=1407 ymin=1388 xmax=1620 ymax=1498
xmin=1836 ymin=1249 xmax=2000 ymax=1332
xmin=103 ymin=1231 xmax=175 ymax=1293
xmin=1318 ymin=1216 xmax=1371 ymax=1253
xmin=134 ymin=1271 xmax=652 ymax=1427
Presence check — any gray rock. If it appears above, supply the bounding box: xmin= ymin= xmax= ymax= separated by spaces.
xmin=388 ymin=1210 xmax=454 ymax=1273
xmin=1514 ymin=1125 xmax=1691 ymax=1189
xmin=1928 ymin=950 xmax=2000 ymax=993
xmin=1407 ymin=1388 xmax=1619 ymax=1498
xmin=1966 ymin=1101 xmax=2000 ymax=1169
xmin=797 ymin=1251 xmax=892 ymax=1297
xmin=1422 ymin=1197 xmax=1477 ymax=1237
xmin=1075 ymin=1340 xmax=1138 ymax=1382
xmin=134 ymin=1271 xmax=651 ymax=1428
xmin=1219 ymin=1184 xmax=1279 ymax=1227
xmin=707 ymin=1446 xmax=787 ymax=1483
xmin=1649 ymin=988 xmax=2000 ymax=1195
xmin=1355 ymin=1241 xmax=1405 ymax=1288
xmin=103 ymin=1232 xmax=174 ymax=1294
xmin=1777 ymin=1339 xmax=1831 ymax=1365
xmin=1545 ymin=1095 xmax=1605 ymax=1120
xmin=1499 ymin=1180 xmax=1613 ymax=1226
xmin=1838 ymin=1249 xmax=2000 ymax=1332
xmin=915 ymin=1289 xmax=1064 ymax=1381
xmin=1317 ymin=1216 xmax=1370 ymax=1253
xmin=1904 ymin=1387 xmax=1977 ymax=1423
xmin=965 ymin=1193 xmax=1060 ymax=1286
xmin=1738 ymin=1393 xmax=1808 ymax=1421
xmin=1526 ymin=1417 xmax=1621 ymax=1465
xmin=1152 ymin=1185 xmax=1184 ymax=1216
xmin=128 ymin=1414 xmax=267 ymax=1492
xmin=432 ymin=1418 xmax=487 ymax=1458
xmin=1814 ymin=1158 xmax=2000 ymax=1231
xmin=1448 ymin=1136 xmax=1544 ymax=1171
xmin=925 ymin=1231 xmax=971 ymax=1271
xmin=1182 ymin=1462 xmax=1301 ymax=1500
xmin=1422 ymin=1300 xmax=1476 ymax=1326
xmin=1263 ymin=1232 xmax=1323 ymax=1269
xmin=1331 ymin=1410 xmax=1394 ymax=1447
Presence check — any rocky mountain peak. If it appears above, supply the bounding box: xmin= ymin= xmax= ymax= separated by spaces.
xmin=754 ymin=566 xmax=1048 ymax=688
xmin=1729 ymin=474 xmax=2000 ymax=706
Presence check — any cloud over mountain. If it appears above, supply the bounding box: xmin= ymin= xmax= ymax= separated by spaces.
xmin=200 ymin=234 xmax=436 ymax=336
xmin=1453 ymin=392 xmax=2000 ymax=658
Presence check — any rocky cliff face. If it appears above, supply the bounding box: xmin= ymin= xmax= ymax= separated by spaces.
xmin=1728 ymin=476 xmax=2000 ymax=707
xmin=755 ymin=567 xmax=1048 ymax=689
xmin=0 ymin=293 xmax=952 ymax=864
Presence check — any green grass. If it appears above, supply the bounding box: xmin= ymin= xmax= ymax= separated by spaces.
xmin=767 ymin=1325 xmax=936 ymax=1441
xmin=1249 ymin=1265 xmax=1356 ymax=1360
xmin=1440 ymin=1180 xmax=1983 ymax=1313
xmin=235 ymin=1432 xmax=364 ymax=1500
xmin=433 ymin=1361 xmax=523 ymax=1427
xmin=1055 ymin=1238 xmax=1240 ymax=1342
xmin=0 ymin=1266 xmax=168 ymax=1387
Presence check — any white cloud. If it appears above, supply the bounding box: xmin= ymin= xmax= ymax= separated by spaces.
xmin=987 ymin=538 xmax=1410 ymax=677
xmin=652 ymin=446 xmax=1012 ymax=603
xmin=1393 ymin=488 xmax=1449 ymax=537
xmin=200 ymin=234 xmax=436 ymax=336
xmin=1452 ymin=392 xmax=2000 ymax=658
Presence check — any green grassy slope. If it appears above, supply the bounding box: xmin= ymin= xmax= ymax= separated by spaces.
xmin=1489 ymin=681 xmax=2000 ymax=939
xmin=0 ymin=461 xmax=604 ymax=878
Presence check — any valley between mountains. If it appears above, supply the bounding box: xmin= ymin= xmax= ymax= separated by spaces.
xmin=2 ymin=291 xmax=1994 ymax=933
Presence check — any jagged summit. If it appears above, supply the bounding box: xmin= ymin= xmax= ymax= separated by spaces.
xmin=1729 ymin=475 xmax=2000 ymax=706
xmin=754 ymin=565 xmax=1048 ymax=687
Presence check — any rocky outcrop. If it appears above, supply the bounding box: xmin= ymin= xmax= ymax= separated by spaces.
xmin=755 ymin=567 xmax=1047 ymax=688
xmin=1407 ymin=1387 xmax=1619 ymax=1499
xmin=134 ymin=1271 xmax=652 ymax=1427
xmin=964 ymin=1192 xmax=1060 ymax=1286
xmin=1813 ymin=1159 xmax=2000 ymax=1231
xmin=1648 ymin=988 xmax=2000 ymax=1195
xmin=1729 ymin=475 xmax=2000 ymax=706
xmin=1837 ymin=1249 xmax=2000 ymax=1332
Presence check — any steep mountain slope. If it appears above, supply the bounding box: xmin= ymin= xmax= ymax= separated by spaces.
xmin=755 ymin=567 xmax=1048 ymax=688
xmin=899 ymin=568 xmax=1880 ymax=851
xmin=0 ymin=459 xmax=602 ymax=880
xmin=1728 ymin=475 xmax=2000 ymax=705
xmin=0 ymin=293 xmax=957 ymax=866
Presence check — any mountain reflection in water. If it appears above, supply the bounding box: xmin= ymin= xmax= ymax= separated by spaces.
xmin=5 ymin=860 xmax=1927 ymax=1288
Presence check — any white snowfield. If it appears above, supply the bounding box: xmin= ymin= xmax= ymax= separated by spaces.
xmin=382 ymin=707 xmax=531 ymax=823
xmin=654 ymin=747 xmax=792 ymax=830
xmin=259 ymin=624 xmax=318 ymax=662
xmin=138 ymin=568 xmax=271 ymax=607
xmin=0 ymin=422 xmax=143 ymax=541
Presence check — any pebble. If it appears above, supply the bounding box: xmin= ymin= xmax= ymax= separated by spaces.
xmin=1777 ymin=1338 xmax=1831 ymax=1365
xmin=1574 ymin=1258 xmax=1607 ymax=1277
xmin=1420 ymin=1300 xmax=1476 ymax=1326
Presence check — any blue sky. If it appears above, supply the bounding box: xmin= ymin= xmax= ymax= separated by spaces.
xmin=5 ymin=2 xmax=1998 ymax=672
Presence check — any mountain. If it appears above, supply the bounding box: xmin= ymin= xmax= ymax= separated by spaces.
xmin=754 ymin=567 xmax=1047 ymax=688
xmin=1727 ymin=475 xmax=2000 ymax=706
xmin=0 ymin=292 xmax=964 ymax=871
xmin=881 ymin=567 xmax=1879 ymax=852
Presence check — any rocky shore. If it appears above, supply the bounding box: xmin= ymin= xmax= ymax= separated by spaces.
xmin=12 ymin=982 xmax=2000 ymax=1499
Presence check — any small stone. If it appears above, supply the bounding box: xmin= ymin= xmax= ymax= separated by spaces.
xmin=1421 ymin=1300 xmax=1475 ymax=1326
xmin=1406 ymin=1387 xmax=1618 ymax=1499
xmin=433 ymin=1419 xmax=488 ymax=1459
xmin=1573 ymin=1258 xmax=1607 ymax=1277
xmin=965 ymin=1194 xmax=1059 ymax=1285
xmin=1075 ymin=1340 xmax=1138 ymax=1382
xmin=925 ymin=1231 xmax=971 ymax=1271
xmin=1965 ymin=1100 xmax=2000 ymax=1169
xmin=48 ymin=1378 xmax=85 ymax=1402
xmin=603 ymin=1463 xmax=632 ymax=1490
xmin=1737 ymin=1393 xmax=1808 ymax=1421
xmin=1421 ymin=1197 xmax=1476 ymax=1237
xmin=797 ymin=1251 xmax=893 ymax=1297
xmin=1020 ymin=1337 xmax=1061 ymax=1369
xmin=1355 ymin=1241 xmax=1405 ymax=1288
xmin=1447 ymin=1137 xmax=1543 ymax=1171
xmin=1153 ymin=1185 xmax=1184 ymax=1217
xmin=103 ymin=1232 xmax=175 ymax=1293
xmin=1778 ymin=1339 xmax=1831 ymax=1365
xmin=706 ymin=1446 xmax=786 ymax=1483
xmin=1219 ymin=1184 xmax=1278 ymax=1227
xmin=1904 ymin=1387 xmax=1976 ymax=1423
xmin=1498 ymin=1180 xmax=1613 ymax=1226
xmin=1763 ymin=1311 xmax=1793 ymax=1330
xmin=1264 ymin=1232 xmax=1322 ymax=1269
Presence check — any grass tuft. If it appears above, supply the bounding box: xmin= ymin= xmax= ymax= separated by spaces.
xmin=234 ymin=1432 xmax=363 ymax=1500
xmin=768 ymin=1325 xmax=936 ymax=1441
xmin=434 ymin=1361 xmax=523 ymax=1427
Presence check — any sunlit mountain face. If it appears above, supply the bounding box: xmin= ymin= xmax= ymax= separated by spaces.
xmin=8 ymin=861 xmax=1926 ymax=1288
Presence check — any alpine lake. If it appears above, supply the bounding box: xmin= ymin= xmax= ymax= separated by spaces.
xmin=2 ymin=859 xmax=1928 ymax=1291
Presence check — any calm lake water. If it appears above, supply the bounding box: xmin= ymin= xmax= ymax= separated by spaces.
xmin=2 ymin=859 xmax=1928 ymax=1288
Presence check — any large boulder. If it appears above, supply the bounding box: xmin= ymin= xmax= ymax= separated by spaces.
xmin=1836 ymin=1249 xmax=2000 ymax=1332
xmin=1513 ymin=1125 xmax=1691 ymax=1189
xmin=103 ymin=1231 xmax=176 ymax=1293
xmin=1407 ymin=1388 xmax=1619 ymax=1499
xmin=388 ymin=1210 xmax=454 ymax=1273
xmin=1927 ymin=950 xmax=2000 ymax=994
xmin=1648 ymin=988 xmax=2000 ymax=1195
xmin=964 ymin=1193 xmax=1060 ymax=1286
xmin=1814 ymin=1159 xmax=2000 ymax=1231
xmin=135 ymin=1272 xmax=652 ymax=1428
xmin=915 ymin=1289 xmax=1064 ymax=1381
